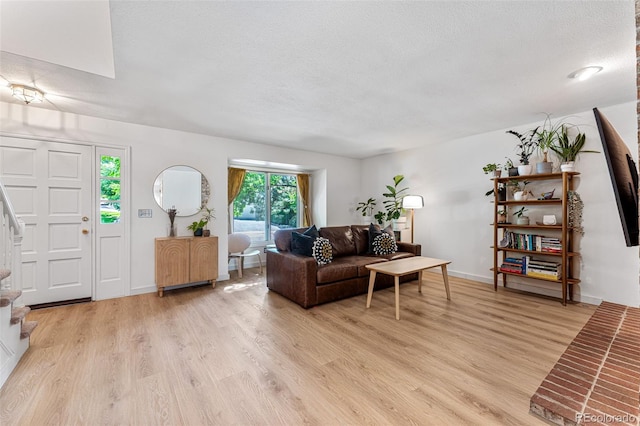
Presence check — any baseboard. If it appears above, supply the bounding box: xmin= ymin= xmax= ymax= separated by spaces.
xmin=444 ymin=269 xmax=601 ymax=306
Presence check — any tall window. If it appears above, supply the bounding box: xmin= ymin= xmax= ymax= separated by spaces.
xmin=233 ymin=171 xmax=299 ymax=242
xmin=100 ymin=156 xmax=121 ymax=223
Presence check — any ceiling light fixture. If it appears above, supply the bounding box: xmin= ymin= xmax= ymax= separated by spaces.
xmin=10 ymin=84 xmax=45 ymax=104
xmin=568 ymin=66 xmax=603 ymax=81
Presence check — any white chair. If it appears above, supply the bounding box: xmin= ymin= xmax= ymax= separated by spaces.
xmin=228 ymin=233 xmax=262 ymax=278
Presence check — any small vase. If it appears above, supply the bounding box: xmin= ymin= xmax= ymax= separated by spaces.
xmin=516 ymin=216 xmax=530 ymax=225
xmin=560 ymin=161 xmax=575 ymax=172
xmin=517 ymin=164 xmax=533 ymax=176
xmin=492 ymin=170 xmax=502 ymax=178
xmin=514 ymin=191 xmax=527 ymax=201
xmin=168 ymin=224 xmax=177 ymax=237
xmin=194 ymin=228 xmax=203 ymax=237
xmin=203 ymin=229 xmax=211 ymax=237
xmin=536 ymin=161 xmax=553 ymax=174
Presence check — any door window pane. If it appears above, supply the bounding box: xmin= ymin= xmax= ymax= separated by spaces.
xmin=100 ymin=156 xmax=121 ymax=223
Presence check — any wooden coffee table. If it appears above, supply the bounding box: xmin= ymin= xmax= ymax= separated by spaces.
xmin=365 ymin=256 xmax=451 ymax=320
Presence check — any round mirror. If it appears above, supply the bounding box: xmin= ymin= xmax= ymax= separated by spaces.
xmin=153 ymin=166 xmax=210 ymax=216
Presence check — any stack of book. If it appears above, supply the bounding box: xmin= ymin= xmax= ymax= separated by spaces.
xmin=525 ymin=257 xmax=561 ymax=280
xmin=499 ymin=256 xmax=561 ymax=280
xmin=540 ymin=237 xmax=562 ymax=253
xmin=499 ymin=257 xmax=524 ymax=274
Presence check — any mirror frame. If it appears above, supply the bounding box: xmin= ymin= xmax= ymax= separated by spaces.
xmin=153 ymin=165 xmax=210 ymax=217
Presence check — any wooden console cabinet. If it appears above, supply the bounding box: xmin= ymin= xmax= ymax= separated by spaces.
xmin=154 ymin=236 xmax=218 ymax=297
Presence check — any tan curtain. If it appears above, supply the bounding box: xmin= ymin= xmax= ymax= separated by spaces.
xmin=297 ymin=173 xmax=312 ymax=227
xmin=228 ymin=167 xmax=246 ymax=232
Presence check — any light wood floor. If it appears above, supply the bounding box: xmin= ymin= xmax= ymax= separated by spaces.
xmin=0 ymin=270 xmax=596 ymax=425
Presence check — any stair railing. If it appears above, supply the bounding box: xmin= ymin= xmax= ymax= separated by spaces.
xmin=0 ymin=178 xmax=24 ymax=304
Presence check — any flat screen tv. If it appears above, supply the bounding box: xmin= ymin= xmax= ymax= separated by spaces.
xmin=593 ymin=107 xmax=639 ymax=247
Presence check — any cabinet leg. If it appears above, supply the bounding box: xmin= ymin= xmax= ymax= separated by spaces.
xmin=158 ymin=288 xmax=164 ymax=297
xmin=211 ymin=280 xmax=216 ymax=289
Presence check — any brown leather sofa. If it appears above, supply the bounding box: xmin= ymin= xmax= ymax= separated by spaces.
xmin=266 ymin=225 xmax=422 ymax=308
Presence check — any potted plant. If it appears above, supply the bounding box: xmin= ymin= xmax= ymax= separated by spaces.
xmin=356 ymin=198 xmax=377 ymax=224
xmin=550 ymin=125 xmax=598 ymax=172
xmin=510 ymin=180 xmax=532 ymax=201
xmin=513 ymin=206 xmax=530 ymax=225
xmin=482 ymin=163 xmax=502 ymax=178
xmin=506 ymin=127 xmax=539 ymax=176
xmin=381 ymin=175 xmax=408 ymax=229
xmin=200 ymin=206 xmax=215 ymax=236
xmin=188 ymin=206 xmax=215 ymax=236
xmin=187 ymin=218 xmax=207 ymax=236
xmin=504 ymin=157 xmax=518 ymax=176
xmin=536 ymin=114 xmax=563 ymax=174
xmin=485 ymin=183 xmax=506 ymax=202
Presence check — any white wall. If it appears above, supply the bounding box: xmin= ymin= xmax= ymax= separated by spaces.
xmin=361 ymin=102 xmax=639 ymax=307
xmin=3 ymin=100 xmax=638 ymax=306
xmin=0 ymin=101 xmax=361 ymax=297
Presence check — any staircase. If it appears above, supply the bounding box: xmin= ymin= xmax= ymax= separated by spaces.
xmin=0 ymin=269 xmax=36 ymax=387
xmin=0 ymin=178 xmax=32 ymax=388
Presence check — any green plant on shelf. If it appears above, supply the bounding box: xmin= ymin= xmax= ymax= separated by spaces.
xmin=513 ymin=206 xmax=528 ymax=218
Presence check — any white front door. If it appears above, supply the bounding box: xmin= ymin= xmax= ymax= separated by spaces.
xmin=0 ymin=137 xmax=92 ymax=305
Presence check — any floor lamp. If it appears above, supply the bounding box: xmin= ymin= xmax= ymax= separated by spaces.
xmin=402 ymin=195 xmax=424 ymax=243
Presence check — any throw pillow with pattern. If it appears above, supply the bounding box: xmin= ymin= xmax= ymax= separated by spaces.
xmin=372 ymin=233 xmax=397 ymax=255
xmin=312 ymin=237 xmax=333 ymax=265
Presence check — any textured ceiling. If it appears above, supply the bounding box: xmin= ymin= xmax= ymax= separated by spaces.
xmin=0 ymin=1 xmax=635 ymax=159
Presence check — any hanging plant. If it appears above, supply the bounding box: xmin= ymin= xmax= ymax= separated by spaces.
xmin=568 ymin=190 xmax=584 ymax=235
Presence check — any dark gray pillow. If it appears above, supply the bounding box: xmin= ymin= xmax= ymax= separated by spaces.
xmin=303 ymin=224 xmax=319 ymax=238
xmin=291 ymin=231 xmax=315 ymax=257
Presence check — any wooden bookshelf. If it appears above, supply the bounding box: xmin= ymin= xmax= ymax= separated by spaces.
xmin=491 ymin=172 xmax=580 ymax=305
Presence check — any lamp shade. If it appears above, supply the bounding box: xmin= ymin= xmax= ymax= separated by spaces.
xmin=402 ymin=195 xmax=424 ymax=209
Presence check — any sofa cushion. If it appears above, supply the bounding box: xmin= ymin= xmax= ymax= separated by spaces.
xmin=316 ymin=257 xmax=358 ymax=284
xmin=312 ymin=237 xmax=333 ymax=265
xmin=339 ymin=255 xmax=388 ymax=277
xmin=351 ymin=225 xmax=370 ymax=255
xmin=374 ymin=251 xmax=414 ymax=261
xmin=274 ymin=227 xmax=307 ymax=252
xmin=319 ymin=226 xmax=356 ymax=257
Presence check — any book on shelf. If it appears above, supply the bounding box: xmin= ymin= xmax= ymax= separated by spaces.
xmin=523 ymin=256 xmax=560 ymax=279
xmin=503 ymin=230 xmax=563 ymax=252
xmin=499 ymin=255 xmax=562 ymax=278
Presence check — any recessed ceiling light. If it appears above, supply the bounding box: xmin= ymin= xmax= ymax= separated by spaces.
xmin=10 ymin=84 xmax=45 ymax=104
xmin=568 ymin=66 xmax=603 ymax=81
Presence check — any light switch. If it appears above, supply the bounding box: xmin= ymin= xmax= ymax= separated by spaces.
xmin=138 ymin=209 xmax=153 ymax=218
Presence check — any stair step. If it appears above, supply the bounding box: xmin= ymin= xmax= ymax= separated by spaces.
xmin=10 ymin=306 xmax=30 ymax=325
xmin=0 ymin=290 xmax=21 ymax=308
xmin=20 ymin=321 xmax=37 ymax=339
xmin=0 ymin=269 xmax=10 ymax=282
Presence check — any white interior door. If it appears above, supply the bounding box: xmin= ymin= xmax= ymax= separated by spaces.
xmin=0 ymin=137 xmax=92 ymax=305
